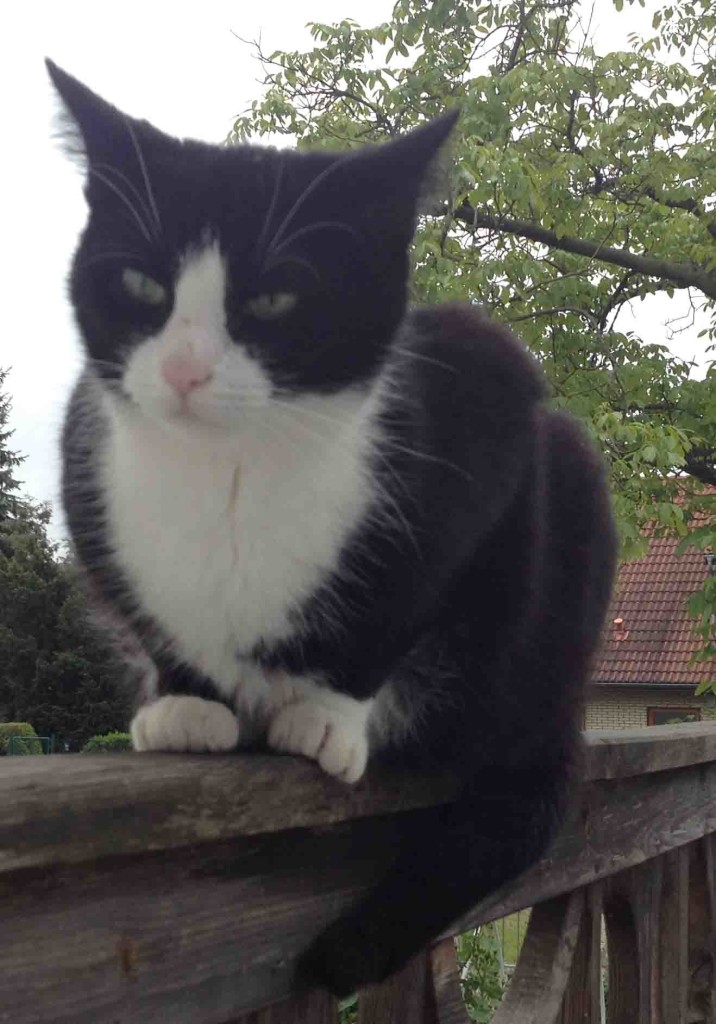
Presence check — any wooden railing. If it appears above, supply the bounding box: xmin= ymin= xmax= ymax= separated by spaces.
xmin=1 ymin=722 xmax=715 ymax=1023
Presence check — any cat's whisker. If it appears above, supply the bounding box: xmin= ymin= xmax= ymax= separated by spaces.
xmin=87 ymin=167 xmax=154 ymax=244
xmin=124 ymin=119 xmax=162 ymax=237
xmin=77 ymin=249 xmax=144 ymax=270
xmin=264 ymin=155 xmax=351 ymax=253
xmin=266 ymin=220 xmax=362 ymax=262
xmin=261 ymin=254 xmax=324 ymax=286
xmin=392 ymin=346 xmax=458 ymax=374
xmin=94 ymin=163 xmax=158 ymax=242
xmin=273 ymin=396 xmax=473 ymax=483
xmin=267 ymin=401 xmax=423 ymax=556
xmin=256 ymin=157 xmax=286 ymax=257
xmin=272 ymin=399 xmax=419 ymax=515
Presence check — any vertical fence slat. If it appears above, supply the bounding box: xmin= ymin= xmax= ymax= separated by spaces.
xmin=631 ymin=857 xmax=664 ymax=1024
xmin=231 ymin=990 xmax=339 ymax=1024
xmin=689 ymin=837 xmax=716 ymax=1024
xmin=491 ymin=890 xmax=584 ymax=1024
xmin=560 ymin=881 xmax=603 ymax=1024
xmin=429 ymin=939 xmax=472 ymax=1024
xmin=704 ymin=834 xmax=716 ymax=1024
xmin=660 ymin=846 xmax=689 ymax=1024
xmin=358 ymin=950 xmax=437 ymax=1024
xmin=604 ymin=873 xmax=639 ymax=1024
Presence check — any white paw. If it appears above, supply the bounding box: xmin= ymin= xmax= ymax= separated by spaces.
xmin=130 ymin=695 xmax=240 ymax=752
xmin=267 ymin=697 xmax=370 ymax=784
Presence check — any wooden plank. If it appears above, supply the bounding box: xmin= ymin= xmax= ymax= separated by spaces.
xmin=588 ymin=884 xmax=604 ymax=1024
xmin=449 ymin=761 xmax=716 ymax=934
xmin=357 ymin=950 xmax=435 ymax=1024
xmin=0 ymin=753 xmax=457 ymax=873
xmin=491 ymin=891 xmax=584 ymax=1024
xmin=1 ymin=723 xmax=715 ymax=873
xmin=603 ymin=874 xmax=639 ymax=1024
xmin=560 ymin=881 xmax=602 ymax=1024
xmin=659 ymin=847 xmax=689 ymax=1024
xmin=689 ymin=837 xmax=716 ymax=1024
xmin=429 ymin=940 xmax=472 ymax=1024
xmin=629 ymin=858 xmax=663 ymax=1023
xmin=705 ymin=834 xmax=716 ymax=1024
xmin=584 ymin=723 xmax=716 ymax=781
xmin=1 ymin=763 xmax=715 ymax=1023
xmin=0 ymin=821 xmax=398 ymax=1024
xmin=234 ymin=991 xmax=338 ymax=1023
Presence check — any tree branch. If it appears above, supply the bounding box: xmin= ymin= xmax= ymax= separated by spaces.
xmin=450 ymin=202 xmax=716 ymax=300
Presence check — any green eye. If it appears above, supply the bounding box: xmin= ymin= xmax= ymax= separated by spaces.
xmin=246 ymin=292 xmax=297 ymax=320
xmin=121 ymin=268 xmax=167 ymax=306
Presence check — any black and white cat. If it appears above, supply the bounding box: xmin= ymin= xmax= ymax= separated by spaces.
xmin=48 ymin=60 xmax=616 ymax=996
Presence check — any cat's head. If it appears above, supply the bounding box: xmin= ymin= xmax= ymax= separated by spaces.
xmin=48 ymin=60 xmax=457 ymax=431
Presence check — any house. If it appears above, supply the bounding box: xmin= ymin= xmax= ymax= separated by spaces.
xmin=585 ymin=535 xmax=716 ymax=729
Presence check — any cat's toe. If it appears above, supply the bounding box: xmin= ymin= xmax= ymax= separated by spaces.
xmin=130 ymin=695 xmax=239 ymax=752
xmin=318 ymin=728 xmax=367 ymax=784
xmin=267 ymin=702 xmax=368 ymax=783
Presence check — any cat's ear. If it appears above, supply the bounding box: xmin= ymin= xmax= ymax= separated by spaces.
xmin=343 ymin=111 xmax=460 ymax=245
xmin=45 ymin=59 xmax=140 ymax=171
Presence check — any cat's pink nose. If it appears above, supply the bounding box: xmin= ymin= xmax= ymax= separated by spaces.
xmin=161 ymin=355 xmax=213 ymax=396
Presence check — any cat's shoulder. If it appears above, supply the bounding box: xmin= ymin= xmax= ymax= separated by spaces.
xmin=399 ymin=303 xmax=547 ymax=407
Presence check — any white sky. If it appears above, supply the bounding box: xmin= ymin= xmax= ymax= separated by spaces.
xmin=2 ymin=0 xmax=710 ymax=539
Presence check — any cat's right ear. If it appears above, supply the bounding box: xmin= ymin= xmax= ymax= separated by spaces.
xmin=45 ymin=59 xmax=127 ymax=169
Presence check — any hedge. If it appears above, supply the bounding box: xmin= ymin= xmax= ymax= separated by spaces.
xmin=81 ymin=731 xmax=132 ymax=753
xmin=0 ymin=722 xmax=41 ymax=755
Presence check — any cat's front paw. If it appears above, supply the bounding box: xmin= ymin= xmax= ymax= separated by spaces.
xmin=130 ymin=695 xmax=240 ymax=752
xmin=267 ymin=699 xmax=369 ymax=784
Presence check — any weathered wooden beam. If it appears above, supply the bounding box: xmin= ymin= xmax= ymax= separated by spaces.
xmin=2 ymin=724 xmax=715 ymax=875
xmin=3 ymin=757 xmax=713 ymax=1023
xmin=1 ymin=725 xmax=715 ymax=1022
xmin=0 ymin=752 xmax=456 ymax=873
xmin=585 ymin=723 xmax=716 ymax=781
xmin=449 ymin=756 xmax=716 ymax=934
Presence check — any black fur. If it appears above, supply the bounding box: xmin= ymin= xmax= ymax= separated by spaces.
xmin=49 ymin=60 xmax=617 ymax=996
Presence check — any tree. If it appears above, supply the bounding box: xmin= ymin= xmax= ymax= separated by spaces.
xmin=232 ymin=0 xmax=716 ymax=676
xmin=0 ymin=368 xmax=28 ymax=522
xmin=0 ymin=371 xmax=129 ymax=748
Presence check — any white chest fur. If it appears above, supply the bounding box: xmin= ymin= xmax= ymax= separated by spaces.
xmin=102 ymin=391 xmax=379 ymax=700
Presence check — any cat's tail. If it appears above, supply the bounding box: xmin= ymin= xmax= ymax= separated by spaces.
xmin=297 ymin=757 xmax=570 ymax=996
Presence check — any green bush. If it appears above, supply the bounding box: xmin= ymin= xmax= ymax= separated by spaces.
xmin=0 ymin=722 xmax=41 ymax=755
xmin=82 ymin=731 xmax=132 ymax=753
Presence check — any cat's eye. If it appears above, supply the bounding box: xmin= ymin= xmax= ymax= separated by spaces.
xmin=245 ymin=292 xmax=297 ymax=320
xmin=121 ymin=268 xmax=168 ymax=306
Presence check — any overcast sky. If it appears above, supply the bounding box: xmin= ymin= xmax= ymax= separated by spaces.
xmin=3 ymin=0 xmax=709 ymax=539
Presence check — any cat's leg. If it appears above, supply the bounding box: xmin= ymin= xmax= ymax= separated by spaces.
xmin=264 ymin=674 xmax=373 ymax=784
xmin=131 ymin=695 xmax=240 ymax=752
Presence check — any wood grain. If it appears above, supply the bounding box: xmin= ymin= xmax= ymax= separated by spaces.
xmin=1 ymin=726 xmax=716 ymax=1022
xmin=450 ymin=759 xmax=716 ymax=934
xmin=491 ymin=891 xmax=584 ymax=1024
xmin=659 ymin=847 xmax=689 ymax=1024
xmin=2 ymin=723 xmax=715 ymax=873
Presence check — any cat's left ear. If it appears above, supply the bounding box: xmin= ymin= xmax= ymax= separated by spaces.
xmin=45 ymin=59 xmax=149 ymax=171
xmin=343 ymin=111 xmax=460 ymax=245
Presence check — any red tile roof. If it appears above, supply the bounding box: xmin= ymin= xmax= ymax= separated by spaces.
xmin=593 ymin=537 xmax=715 ymax=686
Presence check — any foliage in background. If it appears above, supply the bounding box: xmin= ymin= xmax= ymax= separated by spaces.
xmin=336 ymin=931 xmax=504 ymax=1023
xmin=232 ymin=0 xmax=715 ymax=681
xmin=0 ymin=371 xmax=130 ymax=750
xmin=0 ymin=721 xmax=39 ymax=755
xmin=456 ymin=928 xmax=505 ymax=1022
xmin=82 ymin=731 xmax=133 ymax=753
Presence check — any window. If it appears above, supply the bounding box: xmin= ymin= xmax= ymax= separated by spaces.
xmin=647 ymin=707 xmax=701 ymax=727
